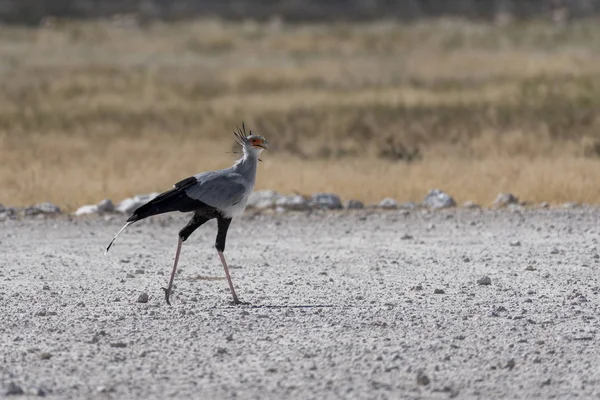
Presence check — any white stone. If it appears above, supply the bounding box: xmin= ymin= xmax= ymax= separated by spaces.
xmin=399 ymin=202 xmax=417 ymax=210
xmin=463 ymin=201 xmax=481 ymax=209
xmin=562 ymin=202 xmax=580 ymax=209
xmin=311 ymin=193 xmax=343 ymax=210
xmin=116 ymin=193 xmax=158 ymax=214
xmin=116 ymin=198 xmax=143 ymax=214
xmin=75 ymin=205 xmax=99 ymax=216
xmin=494 ymin=193 xmax=518 ymax=207
xmin=23 ymin=202 xmax=61 ymax=216
xmin=275 ymin=195 xmax=310 ymax=211
xmin=378 ymin=198 xmax=399 ymax=209
xmin=422 ymin=189 xmax=456 ymax=209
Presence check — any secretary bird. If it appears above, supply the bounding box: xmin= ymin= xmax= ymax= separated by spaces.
xmin=105 ymin=124 xmax=268 ymax=305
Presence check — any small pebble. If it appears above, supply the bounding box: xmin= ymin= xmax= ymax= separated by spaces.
xmin=477 ymin=276 xmax=492 ymax=286
xmin=110 ymin=342 xmax=127 ymax=348
xmin=40 ymin=352 xmax=52 ymax=360
xmin=505 ymin=359 xmax=516 ymax=370
xmin=137 ymin=293 xmax=149 ymax=303
xmin=416 ymin=371 xmax=430 ymax=386
xmin=4 ymin=382 xmax=24 ymax=396
xmin=434 ymin=288 xmax=445 ymax=294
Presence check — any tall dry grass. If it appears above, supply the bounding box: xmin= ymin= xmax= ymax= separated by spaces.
xmin=1 ymin=18 xmax=600 ymax=209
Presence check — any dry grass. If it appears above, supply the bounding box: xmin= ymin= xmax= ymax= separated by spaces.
xmin=2 ymin=18 xmax=600 ymax=209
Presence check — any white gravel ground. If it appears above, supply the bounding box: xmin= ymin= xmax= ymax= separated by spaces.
xmin=1 ymin=208 xmax=599 ymax=399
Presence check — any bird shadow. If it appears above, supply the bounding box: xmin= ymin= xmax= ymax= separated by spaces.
xmin=244 ymin=304 xmax=334 ymax=309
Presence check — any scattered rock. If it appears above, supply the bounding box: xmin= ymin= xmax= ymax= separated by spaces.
xmin=562 ymin=202 xmax=580 ymax=209
xmin=477 ymin=276 xmax=492 ymax=285
xmin=505 ymin=358 xmax=516 ymax=370
xmin=400 ymin=234 xmax=413 ymax=240
xmin=508 ymin=203 xmax=524 ymax=211
xmin=96 ymin=199 xmax=115 ymax=213
xmin=525 ymin=265 xmax=537 ymax=271
xmin=346 ymin=200 xmax=364 ymax=209
xmin=541 ymin=378 xmax=551 ymax=387
xmin=399 ymin=202 xmax=417 ymax=210
xmin=275 ymin=195 xmax=310 ymax=211
xmin=74 ymin=199 xmax=115 ymax=216
xmin=4 ymin=382 xmax=24 ymax=396
xmin=116 ymin=193 xmax=159 ymax=214
xmin=110 ymin=342 xmax=127 ymax=348
xmin=40 ymin=352 xmax=52 ymax=360
xmin=74 ymin=205 xmax=99 ymax=216
xmin=247 ymin=190 xmax=280 ymax=210
xmin=416 ymin=371 xmax=430 ymax=386
xmin=226 ymin=334 xmax=234 ymax=342
xmin=411 ymin=284 xmax=423 ymax=291
xmin=463 ymin=201 xmax=480 ymax=209
xmin=550 ymin=248 xmax=560 ymax=255
xmin=378 ymin=198 xmax=398 ymax=209
xmin=0 ymin=207 xmax=17 ymax=220
xmin=216 ymin=347 xmax=228 ymax=355
xmin=422 ymin=189 xmax=456 ymax=209
xmin=23 ymin=202 xmax=61 ymax=216
xmin=539 ymin=202 xmax=550 ymax=208
xmin=137 ymin=293 xmax=149 ymax=303
xmin=494 ymin=193 xmax=518 ymax=207
xmin=311 ymin=193 xmax=343 ymax=210
xmin=509 ymin=240 xmax=521 ymax=247
xmin=434 ymin=288 xmax=445 ymax=294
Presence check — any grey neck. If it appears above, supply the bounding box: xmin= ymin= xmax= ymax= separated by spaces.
xmin=233 ymin=150 xmax=259 ymax=186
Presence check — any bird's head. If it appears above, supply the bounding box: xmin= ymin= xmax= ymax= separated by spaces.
xmin=233 ymin=123 xmax=268 ymax=156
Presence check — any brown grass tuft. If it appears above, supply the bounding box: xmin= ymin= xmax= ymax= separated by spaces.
xmin=1 ymin=18 xmax=600 ymax=209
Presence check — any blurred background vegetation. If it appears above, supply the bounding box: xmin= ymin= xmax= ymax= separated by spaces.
xmin=1 ymin=0 xmax=600 ymax=209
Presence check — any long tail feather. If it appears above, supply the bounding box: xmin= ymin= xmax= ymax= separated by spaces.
xmin=105 ymin=221 xmax=133 ymax=255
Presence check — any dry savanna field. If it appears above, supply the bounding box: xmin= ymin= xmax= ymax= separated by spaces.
xmin=2 ymin=18 xmax=600 ymax=210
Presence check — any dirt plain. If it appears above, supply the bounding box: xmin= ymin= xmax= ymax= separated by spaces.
xmin=1 ymin=208 xmax=599 ymax=399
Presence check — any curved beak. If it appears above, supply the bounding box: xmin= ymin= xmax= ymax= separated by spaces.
xmin=255 ymin=142 xmax=268 ymax=150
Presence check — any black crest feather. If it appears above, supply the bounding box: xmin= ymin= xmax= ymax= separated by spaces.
xmin=233 ymin=122 xmax=251 ymax=146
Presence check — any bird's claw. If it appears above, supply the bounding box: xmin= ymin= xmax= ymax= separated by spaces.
xmin=161 ymin=287 xmax=172 ymax=306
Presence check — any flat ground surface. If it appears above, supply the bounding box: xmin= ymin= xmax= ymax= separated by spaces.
xmin=1 ymin=209 xmax=599 ymax=399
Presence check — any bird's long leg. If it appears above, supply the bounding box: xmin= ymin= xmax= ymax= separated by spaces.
xmin=162 ymin=237 xmax=183 ymax=306
xmin=216 ymin=215 xmax=246 ymax=305
xmin=217 ymin=251 xmax=240 ymax=304
xmin=162 ymin=212 xmax=212 ymax=305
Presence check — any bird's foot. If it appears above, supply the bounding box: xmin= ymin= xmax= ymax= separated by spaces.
xmin=161 ymin=287 xmax=172 ymax=306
